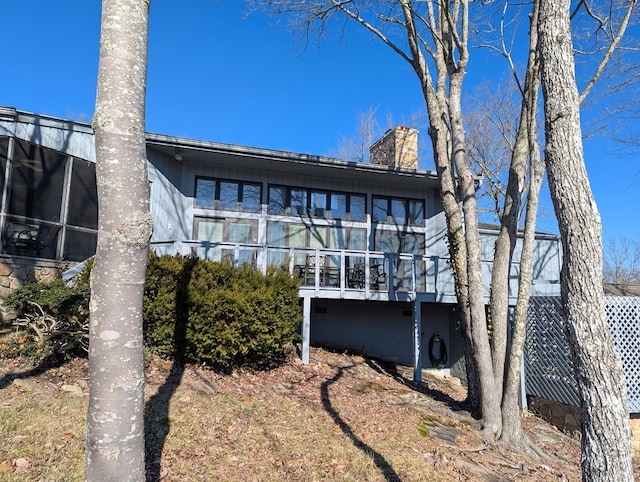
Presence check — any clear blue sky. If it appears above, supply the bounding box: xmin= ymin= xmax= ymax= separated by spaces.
xmin=1 ymin=0 xmax=637 ymax=241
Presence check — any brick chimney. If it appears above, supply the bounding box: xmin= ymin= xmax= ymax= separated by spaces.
xmin=369 ymin=126 xmax=418 ymax=169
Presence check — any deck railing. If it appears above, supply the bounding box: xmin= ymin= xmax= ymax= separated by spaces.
xmin=151 ymin=240 xmax=448 ymax=298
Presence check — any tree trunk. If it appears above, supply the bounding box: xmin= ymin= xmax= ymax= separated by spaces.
xmin=489 ymin=101 xmax=528 ymax=404
xmin=499 ymin=2 xmax=542 ymax=451
xmin=449 ymin=84 xmax=501 ymax=438
xmin=85 ymin=0 xmax=152 ymax=480
xmin=429 ymin=113 xmax=480 ymax=415
xmin=537 ymin=0 xmax=633 ymax=479
xmin=500 ymin=83 xmax=543 ymax=451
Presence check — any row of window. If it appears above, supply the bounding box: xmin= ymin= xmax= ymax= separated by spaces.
xmin=193 ymin=217 xmax=425 ymax=254
xmin=194 ymin=177 xmax=426 ymax=226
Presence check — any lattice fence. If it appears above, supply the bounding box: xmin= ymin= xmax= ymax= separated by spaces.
xmin=526 ymin=296 xmax=640 ymax=413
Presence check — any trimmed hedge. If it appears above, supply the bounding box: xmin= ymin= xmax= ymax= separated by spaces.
xmin=141 ymin=254 xmax=302 ymax=369
xmin=184 ymin=261 xmax=302 ymax=370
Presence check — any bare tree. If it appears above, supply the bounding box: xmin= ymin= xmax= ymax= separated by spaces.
xmin=604 ymin=236 xmax=640 ymax=285
xmin=334 ymin=106 xmax=382 ymax=163
xmin=465 ymin=0 xmax=637 ymax=459
xmin=85 ymin=0 xmax=152 ymax=479
xmin=254 ymin=0 xmax=502 ymax=438
xmin=254 ymin=0 xmax=638 ymax=460
xmin=465 ymin=80 xmax=520 ymax=224
xmin=537 ymin=0 xmax=633 ymax=478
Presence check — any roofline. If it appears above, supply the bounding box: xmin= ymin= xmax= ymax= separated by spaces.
xmin=0 ymin=106 xmax=94 ymax=134
xmin=145 ymin=132 xmax=440 ymax=181
xmin=0 ymin=107 xmax=440 ymax=181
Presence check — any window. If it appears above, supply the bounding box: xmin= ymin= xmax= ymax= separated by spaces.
xmin=310 ymin=190 xmax=327 ymax=217
xmin=193 ymin=217 xmax=258 ymax=262
xmin=372 ymin=196 xmax=425 ymax=226
xmin=242 ymin=183 xmax=261 ymax=211
xmin=195 ymin=178 xmax=216 ymax=208
xmin=268 ymin=186 xmax=287 ymax=214
xmin=408 ymin=200 xmax=424 ymax=225
xmin=268 ymin=185 xmax=367 ymax=220
xmin=2 ymin=139 xmax=99 ymax=261
xmin=375 ymin=230 xmax=425 ymax=254
xmin=290 ymin=188 xmax=307 ymax=215
xmin=64 ymin=229 xmax=97 ymax=262
xmin=195 ymin=177 xmax=262 ymax=212
xmin=219 ymin=181 xmax=239 ymax=209
xmin=0 ymin=137 xmax=8 ymax=191
xmin=349 ymin=194 xmax=366 ymax=221
xmin=391 ymin=199 xmax=406 ymax=224
xmin=67 ymin=158 xmax=98 ymax=229
xmin=372 ymin=197 xmax=388 ymax=223
xmin=348 ymin=228 xmax=367 ymax=250
xmin=228 ymin=222 xmax=255 ymax=244
xmin=330 ymin=193 xmax=346 ymax=219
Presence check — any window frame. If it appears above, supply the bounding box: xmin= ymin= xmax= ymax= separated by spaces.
xmin=267 ymin=185 xmax=367 ymax=220
xmin=371 ymin=195 xmax=425 ymax=226
xmin=195 ymin=176 xmax=263 ymax=212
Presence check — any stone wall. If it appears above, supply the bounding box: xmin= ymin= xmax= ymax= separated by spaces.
xmin=0 ymin=256 xmax=62 ymax=322
xmin=528 ymin=395 xmax=640 ymax=459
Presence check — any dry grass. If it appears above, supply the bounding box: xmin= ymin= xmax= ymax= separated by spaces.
xmin=0 ymin=341 xmax=591 ymax=481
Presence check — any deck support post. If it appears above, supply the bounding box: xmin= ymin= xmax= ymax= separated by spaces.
xmin=413 ymin=297 xmax=423 ymax=382
xmin=302 ymin=295 xmax=311 ymax=364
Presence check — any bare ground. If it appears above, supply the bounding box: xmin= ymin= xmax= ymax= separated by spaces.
xmin=0 ymin=344 xmax=620 ymax=481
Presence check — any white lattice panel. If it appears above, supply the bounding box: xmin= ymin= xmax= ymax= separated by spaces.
xmin=606 ymin=297 xmax=640 ymax=412
xmin=526 ymin=296 xmax=640 ymax=413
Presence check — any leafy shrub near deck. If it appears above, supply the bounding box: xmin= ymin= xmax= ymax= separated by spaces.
xmin=143 ymin=252 xmax=197 ymax=358
xmin=184 ymin=261 xmax=301 ymax=370
xmin=144 ymin=255 xmax=302 ymax=370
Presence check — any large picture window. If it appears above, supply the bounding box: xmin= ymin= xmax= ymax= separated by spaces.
xmin=375 ymin=230 xmax=425 ymax=254
xmin=193 ymin=217 xmax=258 ymax=265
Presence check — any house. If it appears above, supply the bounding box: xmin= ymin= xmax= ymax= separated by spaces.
xmin=0 ymin=107 xmax=562 ymax=380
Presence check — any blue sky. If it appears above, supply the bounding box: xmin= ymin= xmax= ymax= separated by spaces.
xmin=1 ymin=0 xmax=637 ymax=241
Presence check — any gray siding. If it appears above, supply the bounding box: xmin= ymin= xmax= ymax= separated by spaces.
xmin=310 ymin=299 xmax=461 ymax=369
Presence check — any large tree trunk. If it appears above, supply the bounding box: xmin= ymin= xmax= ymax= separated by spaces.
xmin=85 ymin=0 xmax=152 ymax=480
xmin=400 ymin=0 xmax=499 ymax=431
xmin=537 ymin=0 xmax=633 ymax=479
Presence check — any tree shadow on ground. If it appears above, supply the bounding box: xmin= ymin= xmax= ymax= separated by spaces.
xmin=144 ymin=258 xmax=196 ymax=482
xmin=0 ymin=352 xmax=74 ymax=389
xmin=321 ymin=365 xmax=404 ymax=482
xmin=363 ymin=356 xmax=468 ymax=414
xmin=144 ymin=362 xmax=185 ymax=481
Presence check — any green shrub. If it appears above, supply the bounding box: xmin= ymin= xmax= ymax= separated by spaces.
xmin=4 ymin=263 xmax=92 ymax=362
xmin=143 ymin=252 xmax=196 ymax=358
xmin=143 ymin=256 xmax=301 ymax=370
xmin=184 ymin=261 xmax=301 ymax=370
